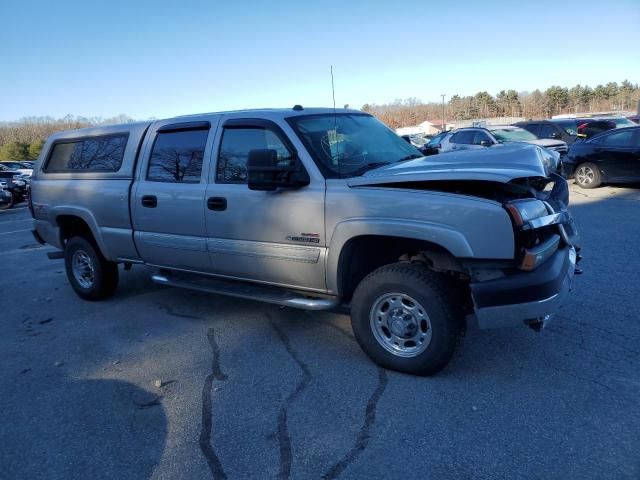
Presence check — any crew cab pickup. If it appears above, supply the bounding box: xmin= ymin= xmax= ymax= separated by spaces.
xmin=30 ymin=108 xmax=580 ymax=375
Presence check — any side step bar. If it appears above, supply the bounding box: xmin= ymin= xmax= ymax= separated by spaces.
xmin=151 ymin=272 xmax=339 ymax=311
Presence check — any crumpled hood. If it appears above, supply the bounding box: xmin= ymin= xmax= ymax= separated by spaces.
xmin=347 ymin=143 xmax=547 ymax=187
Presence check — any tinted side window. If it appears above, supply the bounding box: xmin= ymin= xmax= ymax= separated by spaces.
xmin=427 ymin=132 xmax=446 ymax=146
xmin=147 ymin=129 xmax=208 ymax=182
xmin=600 ymin=130 xmax=635 ymax=147
xmin=450 ymin=131 xmax=474 ymax=144
xmin=217 ymin=128 xmax=293 ymax=183
xmin=472 ymin=131 xmax=492 ymax=145
xmin=522 ymin=123 xmax=540 ymax=136
xmin=539 ymin=124 xmax=557 ymax=138
xmin=45 ymin=135 xmax=127 ymax=172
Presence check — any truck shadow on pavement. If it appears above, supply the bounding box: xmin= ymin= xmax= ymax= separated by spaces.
xmin=3 ymin=377 xmax=167 ymax=480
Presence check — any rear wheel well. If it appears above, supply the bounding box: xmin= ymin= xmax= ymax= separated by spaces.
xmin=57 ymin=215 xmax=95 ymax=246
xmin=337 ymin=235 xmax=469 ymax=302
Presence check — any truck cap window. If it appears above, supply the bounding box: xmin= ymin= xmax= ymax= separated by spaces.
xmin=45 ymin=134 xmax=127 ymax=172
xmin=217 ymin=127 xmax=293 ymax=183
xmin=147 ymin=129 xmax=208 ymax=183
xmin=287 ymin=113 xmax=419 ymax=178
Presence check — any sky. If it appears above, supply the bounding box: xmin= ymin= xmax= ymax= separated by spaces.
xmin=1 ymin=0 xmax=639 ymax=121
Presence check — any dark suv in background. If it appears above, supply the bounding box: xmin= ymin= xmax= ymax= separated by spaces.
xmin=563 ymin=125 xmax=640 ymax=188
xmin=515 ymin=118 xmax=620 ymax=144
xmin=515 ymin=120 xmax=578 ymax=144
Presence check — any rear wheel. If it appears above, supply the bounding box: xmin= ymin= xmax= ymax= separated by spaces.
xmin=575 ymin=162 xmax=601 ymax=189
xmin=350 ymin=263 xmax=463 ymax=376
xmin=64 ymin=236 xmax=119 ymax=301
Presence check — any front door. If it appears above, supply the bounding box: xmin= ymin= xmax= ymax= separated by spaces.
xmin=204 ymin=118 xmax=327 ymax=292
xmin=132 ymin=120 xmax=217 ymax=271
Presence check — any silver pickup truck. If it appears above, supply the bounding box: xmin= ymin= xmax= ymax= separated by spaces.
xmin=30 ymin=107 xmax=580 ymax=375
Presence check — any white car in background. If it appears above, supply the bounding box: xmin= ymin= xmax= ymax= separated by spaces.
xmin=0 ymin=161 xmax=33 ymax=177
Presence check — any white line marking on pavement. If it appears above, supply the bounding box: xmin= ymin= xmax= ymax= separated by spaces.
xmin=0 ymin=207 xmax=27 ymax=213
xmin=0 ymin=228 xmax=31 ymax=236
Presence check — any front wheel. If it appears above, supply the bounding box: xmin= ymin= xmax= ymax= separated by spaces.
xmin=64 ymin=236 xmax=119 ymax=301
xmin=574 ymin=162 xmax=602 ymax=189
xmin=351 ymin=263 xmax=463 ymax=376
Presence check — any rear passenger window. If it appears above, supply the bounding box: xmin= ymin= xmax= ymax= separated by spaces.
xmin=217 ymin=127 xmax=293 ymax=183
xmin=45 ymin=135 xmax=127 ymax=172
xmin=523 ymin=124 xmax=540 ymax=136
xmin=599 ymin=130 xmax=634 ymax=147
xmin=450 ymin=131 xmax=474 ymax=144
xmin=538 ymin=124 xmax=556 ymax=138
xmin=147 ymin=129 xmax=208 ymax=183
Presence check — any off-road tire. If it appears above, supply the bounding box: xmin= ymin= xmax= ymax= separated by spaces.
xmin=574 ymin=162 xmax=602 ymax=189
xmin=351 ymin=262 xmax=463 ymax=376
xmin=64 ymin=236 xmax=119 ymax=301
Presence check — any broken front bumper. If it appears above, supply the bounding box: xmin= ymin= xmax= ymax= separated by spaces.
xmin=471 ymin=246 xmax=577 ymax=329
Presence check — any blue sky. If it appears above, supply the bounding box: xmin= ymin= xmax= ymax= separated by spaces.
xmin=1 ymin=0 xmax=638 ymax=121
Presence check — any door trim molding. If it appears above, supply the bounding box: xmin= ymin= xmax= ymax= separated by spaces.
xmin=207 ymin=238 xmax=321 ymax=263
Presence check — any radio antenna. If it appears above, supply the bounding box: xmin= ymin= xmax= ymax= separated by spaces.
xmin=331 ymin=65 xmax=341 ymax=177
xmin=331 ymin=65 xmax=337 ymax=113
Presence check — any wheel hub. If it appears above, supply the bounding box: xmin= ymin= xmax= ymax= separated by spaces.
xmin=369 ymin=293 xmax=432 ymax=358
xmin=388 ymin=308 xmax=417 ymax=337
xmin=72 ymin=250 xmax=95 ymax=288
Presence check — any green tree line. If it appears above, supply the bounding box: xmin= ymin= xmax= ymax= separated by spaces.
xmin=363 ymin=80 xmax=639 ymax=129
xmin=0 ymin=114 xmax=134 ymax=161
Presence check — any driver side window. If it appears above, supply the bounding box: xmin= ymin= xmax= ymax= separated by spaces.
xmin=216 ymin=127 xmax=293 ymax=183
xmin=472 ymin=131 xmax=492 ymax=145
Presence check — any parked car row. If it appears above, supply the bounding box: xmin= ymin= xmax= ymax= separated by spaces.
xmin=0 ymin=163 xmax=31 ymax=209
xmin=417 ymin=115 xmax=639 ymax=189
xmin=515 ymin=117 xmax=636 ymax=145
xmin=0 ymin=181 xmax=13 ymax=209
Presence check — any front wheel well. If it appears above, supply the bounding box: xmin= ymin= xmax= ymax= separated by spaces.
xmin=337 ymin=235 xmax=469 ymax=302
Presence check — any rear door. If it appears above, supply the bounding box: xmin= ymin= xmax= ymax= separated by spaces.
xmin=132 ymin=119 xmax=218 ymax=271
xmin=591 ymin=129 xmax=638 ymax=180
xmin=203 ymin=117 xmax=327 ymax=292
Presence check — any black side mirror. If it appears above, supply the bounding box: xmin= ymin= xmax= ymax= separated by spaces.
xmin=247 ymin=149 xmax=308 ymax=191
xmin=550 ymin=132 xmax=559 ymax=139
xmin=480 ymin=140 xmax=491 ymax=147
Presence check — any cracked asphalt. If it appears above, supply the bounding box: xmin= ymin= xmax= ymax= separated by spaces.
xmin=1 ymin=184 xmax=640 ymax=479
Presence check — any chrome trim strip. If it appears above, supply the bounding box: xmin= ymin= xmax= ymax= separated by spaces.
xmin=207 ymin=238 xmax=321 ymax=263
xmin=139 ymin=232 xmax=207 ymax=252
xmin=522 ymin=212 xmax=568 ymax=231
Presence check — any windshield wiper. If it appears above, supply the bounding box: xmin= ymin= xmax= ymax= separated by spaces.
xmin=397 ymin=154 xmax=422 ymax=162
xmin=348 ymin=161 xmax=391 ymax=177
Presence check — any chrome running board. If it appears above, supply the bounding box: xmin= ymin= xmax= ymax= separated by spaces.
xmin=151 ymin=272 xmax=338 ymax=311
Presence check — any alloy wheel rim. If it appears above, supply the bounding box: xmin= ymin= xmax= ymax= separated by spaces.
xmin=369 ymin=293 xmax=432 ymax=358
xmin=576 ymin=166 xmax=594 ymax=185
xmin=72 ymin=250 xmax=95 ymax=288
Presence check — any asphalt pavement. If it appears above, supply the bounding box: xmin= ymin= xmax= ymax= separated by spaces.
xmin=1 ymin=185 xmax=639 ymax=479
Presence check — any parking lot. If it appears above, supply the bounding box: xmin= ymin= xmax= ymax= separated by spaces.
xmin=1 ymin=185 xmax=639 ymax=480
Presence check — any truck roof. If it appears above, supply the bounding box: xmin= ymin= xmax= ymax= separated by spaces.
xmin=47 ymin=107 xmax=365 ymax=141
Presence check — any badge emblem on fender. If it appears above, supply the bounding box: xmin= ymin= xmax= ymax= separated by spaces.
xmin=287 ymin=233 xmax=320 ymax=243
